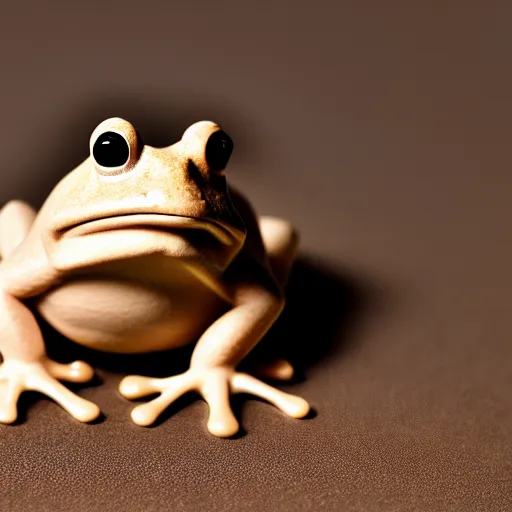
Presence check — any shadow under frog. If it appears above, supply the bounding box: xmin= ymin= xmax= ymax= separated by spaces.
xmin=32 ymin=255 xmax=371 ymax=429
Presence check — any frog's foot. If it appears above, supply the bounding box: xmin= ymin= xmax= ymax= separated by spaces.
xmin=252 ymin=358 xmax=295 ymax=381
xmin=119 ymin=367 xmax=310 ymax=437
xmin=0 ymin=358 xmax=100 ymax=424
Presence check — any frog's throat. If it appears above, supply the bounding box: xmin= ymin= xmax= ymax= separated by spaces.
xmin=44 ymin=221 xmax=241 ymax=303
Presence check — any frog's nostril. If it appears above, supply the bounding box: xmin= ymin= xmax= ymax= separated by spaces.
xmin=93 ymin=132 xmax=130 ymax=168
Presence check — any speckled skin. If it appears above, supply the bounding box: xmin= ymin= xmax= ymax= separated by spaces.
xmin=0 ymin=117 xmax=310 ymax=437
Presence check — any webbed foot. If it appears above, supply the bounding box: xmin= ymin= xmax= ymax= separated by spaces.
xmin=119 ymin=367 xmax=309 ymax=437
xmin=0 ymin=358 xmax=100 ymax=424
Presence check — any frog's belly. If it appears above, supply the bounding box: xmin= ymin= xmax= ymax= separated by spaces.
xmin=36 ymin=275 xmax=227 ymax=354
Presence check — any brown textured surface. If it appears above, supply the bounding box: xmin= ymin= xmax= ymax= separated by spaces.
xmin=1 ymin=2 xmax=512 ymax=511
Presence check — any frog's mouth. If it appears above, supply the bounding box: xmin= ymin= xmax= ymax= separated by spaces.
xmin=58 ymin=213 xmax=244 ymax=247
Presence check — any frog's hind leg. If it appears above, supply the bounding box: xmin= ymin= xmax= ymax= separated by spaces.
xmin=259 ymin=216 xmax=299 ymax=288
xmin=253 ymin=216 xmax=299 ymax=381
xmin=0 ymin=200 xmax=37 ymax=259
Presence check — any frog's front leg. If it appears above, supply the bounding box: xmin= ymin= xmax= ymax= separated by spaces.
xmin=0 ymin=291 xmax=100 ymax=423
xmin=0 ymin=201 xmax=100 ymax=423
xmin=120 ymin=278 xmax=310 ymax=437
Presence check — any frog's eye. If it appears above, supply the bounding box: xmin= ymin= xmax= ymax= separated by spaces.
xmin=90 ymin=118 xmax=140 ymax=176
xmin=180 ymin=121 xmax=233 ymax=175
xmin=93 ymin=132 xmax=130 ymax=168
xmin=205 ymin=130 xmax=233 ymax=172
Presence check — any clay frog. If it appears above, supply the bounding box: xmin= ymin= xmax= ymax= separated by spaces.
xmin=0 ymin=117 xmax=310 ymax=437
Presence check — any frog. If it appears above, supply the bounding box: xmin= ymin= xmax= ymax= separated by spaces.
xmin=0 ymin=117 xmax=310 ymax=437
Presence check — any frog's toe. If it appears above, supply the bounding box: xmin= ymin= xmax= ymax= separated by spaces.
xmin=131 ymin=401 xmax=160 ymax=426
xmin=46 ymin=359 xmax=95 ymax=383
xmin=253 ymin=358 xmax=295 ymax=381
xmin=130 ymin=393 xmax=179 ymax=426
xmin=231 ymin=372 xmax=310 ymax=418
xmin=0 ymin=377 xmax=22 ymax=424
xmin=0 ymin=404 xmax=17 ymax=424
xmin=119 ymin=375 xmax=158 ymax=399
xmin=26 ymin=370 xmax=101 ymax=422
xmin=201 ymin=370 xmax=239 ymax=437
xmin=122 ymin=372 xmax=198 ymax=426
xmin=118 ymin=374 xmax=184 ymax=399
xmin=0 ymin=361 xmax=101 ymax=424
xmin=69 ymin=400 xmax=101 ymax=423
xmin=206 ymin=414 xmax=239 ymax=438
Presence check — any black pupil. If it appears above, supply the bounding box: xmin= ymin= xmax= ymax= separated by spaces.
xmin=205 ymin=130 xmax=233 ymax=171
xmin=93 ymin=132 xmax=130 ymax=167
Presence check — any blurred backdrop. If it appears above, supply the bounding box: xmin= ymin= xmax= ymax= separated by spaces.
xmin=0 ymin=2 xmax=511 ymax=511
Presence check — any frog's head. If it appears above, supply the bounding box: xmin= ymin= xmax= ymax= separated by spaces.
xmin=46 ymin=117 xmax=247 ymax=272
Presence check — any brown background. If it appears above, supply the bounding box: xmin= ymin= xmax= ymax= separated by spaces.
xmin=0 ymin=2 xmax=511 ymax=511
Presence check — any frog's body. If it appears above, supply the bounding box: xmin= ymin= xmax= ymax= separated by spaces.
xmin=0 ymin=118 xmax=309 ymax=437
xmin=37 ymin=254 xmax=226 ymax=353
